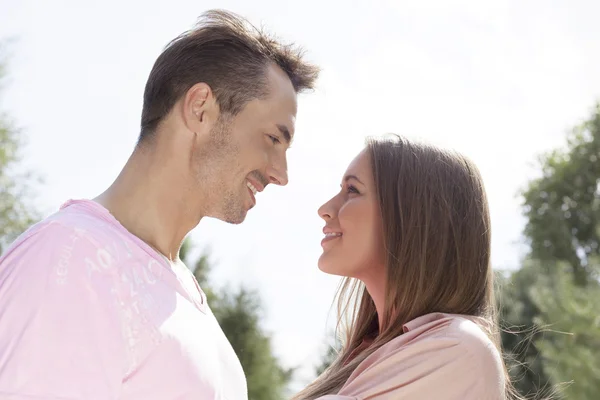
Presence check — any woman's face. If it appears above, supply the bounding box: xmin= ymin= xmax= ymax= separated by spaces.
xmin=318 ymin=149 xmax=386 ymax=281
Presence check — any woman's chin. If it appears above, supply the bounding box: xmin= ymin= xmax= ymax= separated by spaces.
xmin=317 ymin=255 xmax=333 ymax=274
xmin=317 ymin=255 xmax=344 ymax=276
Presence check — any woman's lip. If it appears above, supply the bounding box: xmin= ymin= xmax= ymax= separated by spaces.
xmin=321 ymin=234 xmax=342 ymax=246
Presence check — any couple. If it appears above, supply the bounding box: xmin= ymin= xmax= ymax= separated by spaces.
xmin=0 ymin=9 xmax=507 ymax=400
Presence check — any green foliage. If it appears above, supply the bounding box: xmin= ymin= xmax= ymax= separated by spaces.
xmin=496 ymin=103 xmax=600 ymax=399
xmin=181 ymin=238 xmax=292 ymax=400
xmin=497 ymin=265 xmax=552 ymax=399
xmin=214 ymin=287 xmax=294 ymax=400
xmin=531 ymin=262 xmax=600 ymax=399
xmin=521 ymin=103 xmax=600 ymax=285
xmin=0 ymin=43 xmax=40 ymax=254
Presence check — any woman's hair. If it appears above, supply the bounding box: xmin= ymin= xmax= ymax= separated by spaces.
xmin=294 ymin=134 xmax=517 ymax=399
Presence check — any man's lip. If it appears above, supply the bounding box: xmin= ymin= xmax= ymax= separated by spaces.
xmin=246 ymin=177 xmax=265 ymax=192
xmin=247 ymin=186 xmax=256 ymax=205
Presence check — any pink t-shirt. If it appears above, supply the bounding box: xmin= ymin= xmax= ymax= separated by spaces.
xmin=317 ymin=313 xmax=505 ymax=400
xmin=0 ymin=200 xmax=247 ymax=400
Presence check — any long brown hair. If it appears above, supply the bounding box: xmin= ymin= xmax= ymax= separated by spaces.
xmin=294 ymin=134 xmax=515 ymax=399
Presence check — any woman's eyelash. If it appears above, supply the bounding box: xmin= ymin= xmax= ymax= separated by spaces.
xmin=347 ymin=185 xmax=360 ymax=194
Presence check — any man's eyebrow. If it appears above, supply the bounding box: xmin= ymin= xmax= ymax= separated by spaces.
xmin=276 ymin=124 xmax=293 ymax=145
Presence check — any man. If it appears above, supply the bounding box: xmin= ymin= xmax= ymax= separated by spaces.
xmin=0 ymin=9 xmax=319 ymax=400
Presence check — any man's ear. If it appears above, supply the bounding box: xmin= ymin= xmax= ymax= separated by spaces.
xmin=181 ymin=82 xmax=220 ymax=136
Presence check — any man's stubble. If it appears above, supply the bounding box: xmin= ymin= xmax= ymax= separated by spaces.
xmin=194 ymin=117 xmax=245 ymax=224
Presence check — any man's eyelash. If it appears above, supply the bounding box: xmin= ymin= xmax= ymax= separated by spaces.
xmin=269 ymin=135 xmax=281 ymax=144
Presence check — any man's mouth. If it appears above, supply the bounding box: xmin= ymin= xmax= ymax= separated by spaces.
xmin=246 ymin=180 xmax=258 ymax=195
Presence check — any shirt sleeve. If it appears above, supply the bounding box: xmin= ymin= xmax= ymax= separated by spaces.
xmin=316 ymin=330 xmax=505 ymax=400
xmin=0 ymin=222 xmax=128 ymax=400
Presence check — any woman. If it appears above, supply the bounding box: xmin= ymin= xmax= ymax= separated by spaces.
xmin=295 ymin=135 xmax=512 ymax=399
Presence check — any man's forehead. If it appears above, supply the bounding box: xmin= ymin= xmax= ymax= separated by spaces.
xmin=264 ymin=64 xmax=298 ymax=140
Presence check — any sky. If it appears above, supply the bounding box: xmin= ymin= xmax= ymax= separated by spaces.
xmin=1 ymin=0 xmax=600 ymax=392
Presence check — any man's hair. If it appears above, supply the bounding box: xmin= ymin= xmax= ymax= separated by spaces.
xmin=139 ymin=9 xmax=320 ymax=141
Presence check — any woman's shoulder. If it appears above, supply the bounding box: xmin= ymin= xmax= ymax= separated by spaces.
xmin=337 ymin=313 xmax=506 ymax=399
xmin=401 ymin=312 xmax=501 ymax=358
xmin=385 ymin=312 xmax=505 ymax=384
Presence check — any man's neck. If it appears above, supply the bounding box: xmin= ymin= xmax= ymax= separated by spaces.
xmin=95 ymin=148 xmax=204 ymax=261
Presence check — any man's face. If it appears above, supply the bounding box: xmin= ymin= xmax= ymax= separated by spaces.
xmin=196 ymin=65 xmax=298 ymax=224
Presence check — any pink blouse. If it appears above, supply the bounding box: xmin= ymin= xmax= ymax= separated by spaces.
xmin=317 ymin=313 xmax=505 ymax=399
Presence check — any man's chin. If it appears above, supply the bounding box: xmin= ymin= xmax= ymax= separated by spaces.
xmin=212 ymin=209 xmax=248 ymax=225
xmin=225 ymin=215 xmax=246 ymax=225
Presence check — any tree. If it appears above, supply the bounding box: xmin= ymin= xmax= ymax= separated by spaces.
xmin=521 ymin=103 xmax=600 ymax=286
xmin=0 ymin=43 xmax=40 ymax=254
xmin=213 ymin=288 xmax=293 ymax=400
xmin=180 ymin=238 xmax=293 ymax=400
xmin=530 ymin=261 xmax=600 ymax=399
xmin=499 ymin=103 xmax=600 ymax=399
xmin=496 ymin=265 xmax=552 ymax=399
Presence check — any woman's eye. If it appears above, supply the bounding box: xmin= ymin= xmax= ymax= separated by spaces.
xmin=347 ymin=185 xmax=360 ymax=194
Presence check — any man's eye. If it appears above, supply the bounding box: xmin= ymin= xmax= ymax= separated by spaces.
xmin=269 ymin=135 xmax=281 ymax=144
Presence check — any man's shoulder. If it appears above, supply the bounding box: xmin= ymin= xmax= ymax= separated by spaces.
xmin=0 ymin=202 xmax=122 ymax=270
xmin=0 ymin=204 xmax=129 ymax=310
xmin=12 ymin=216 xmax=98 ymax=247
